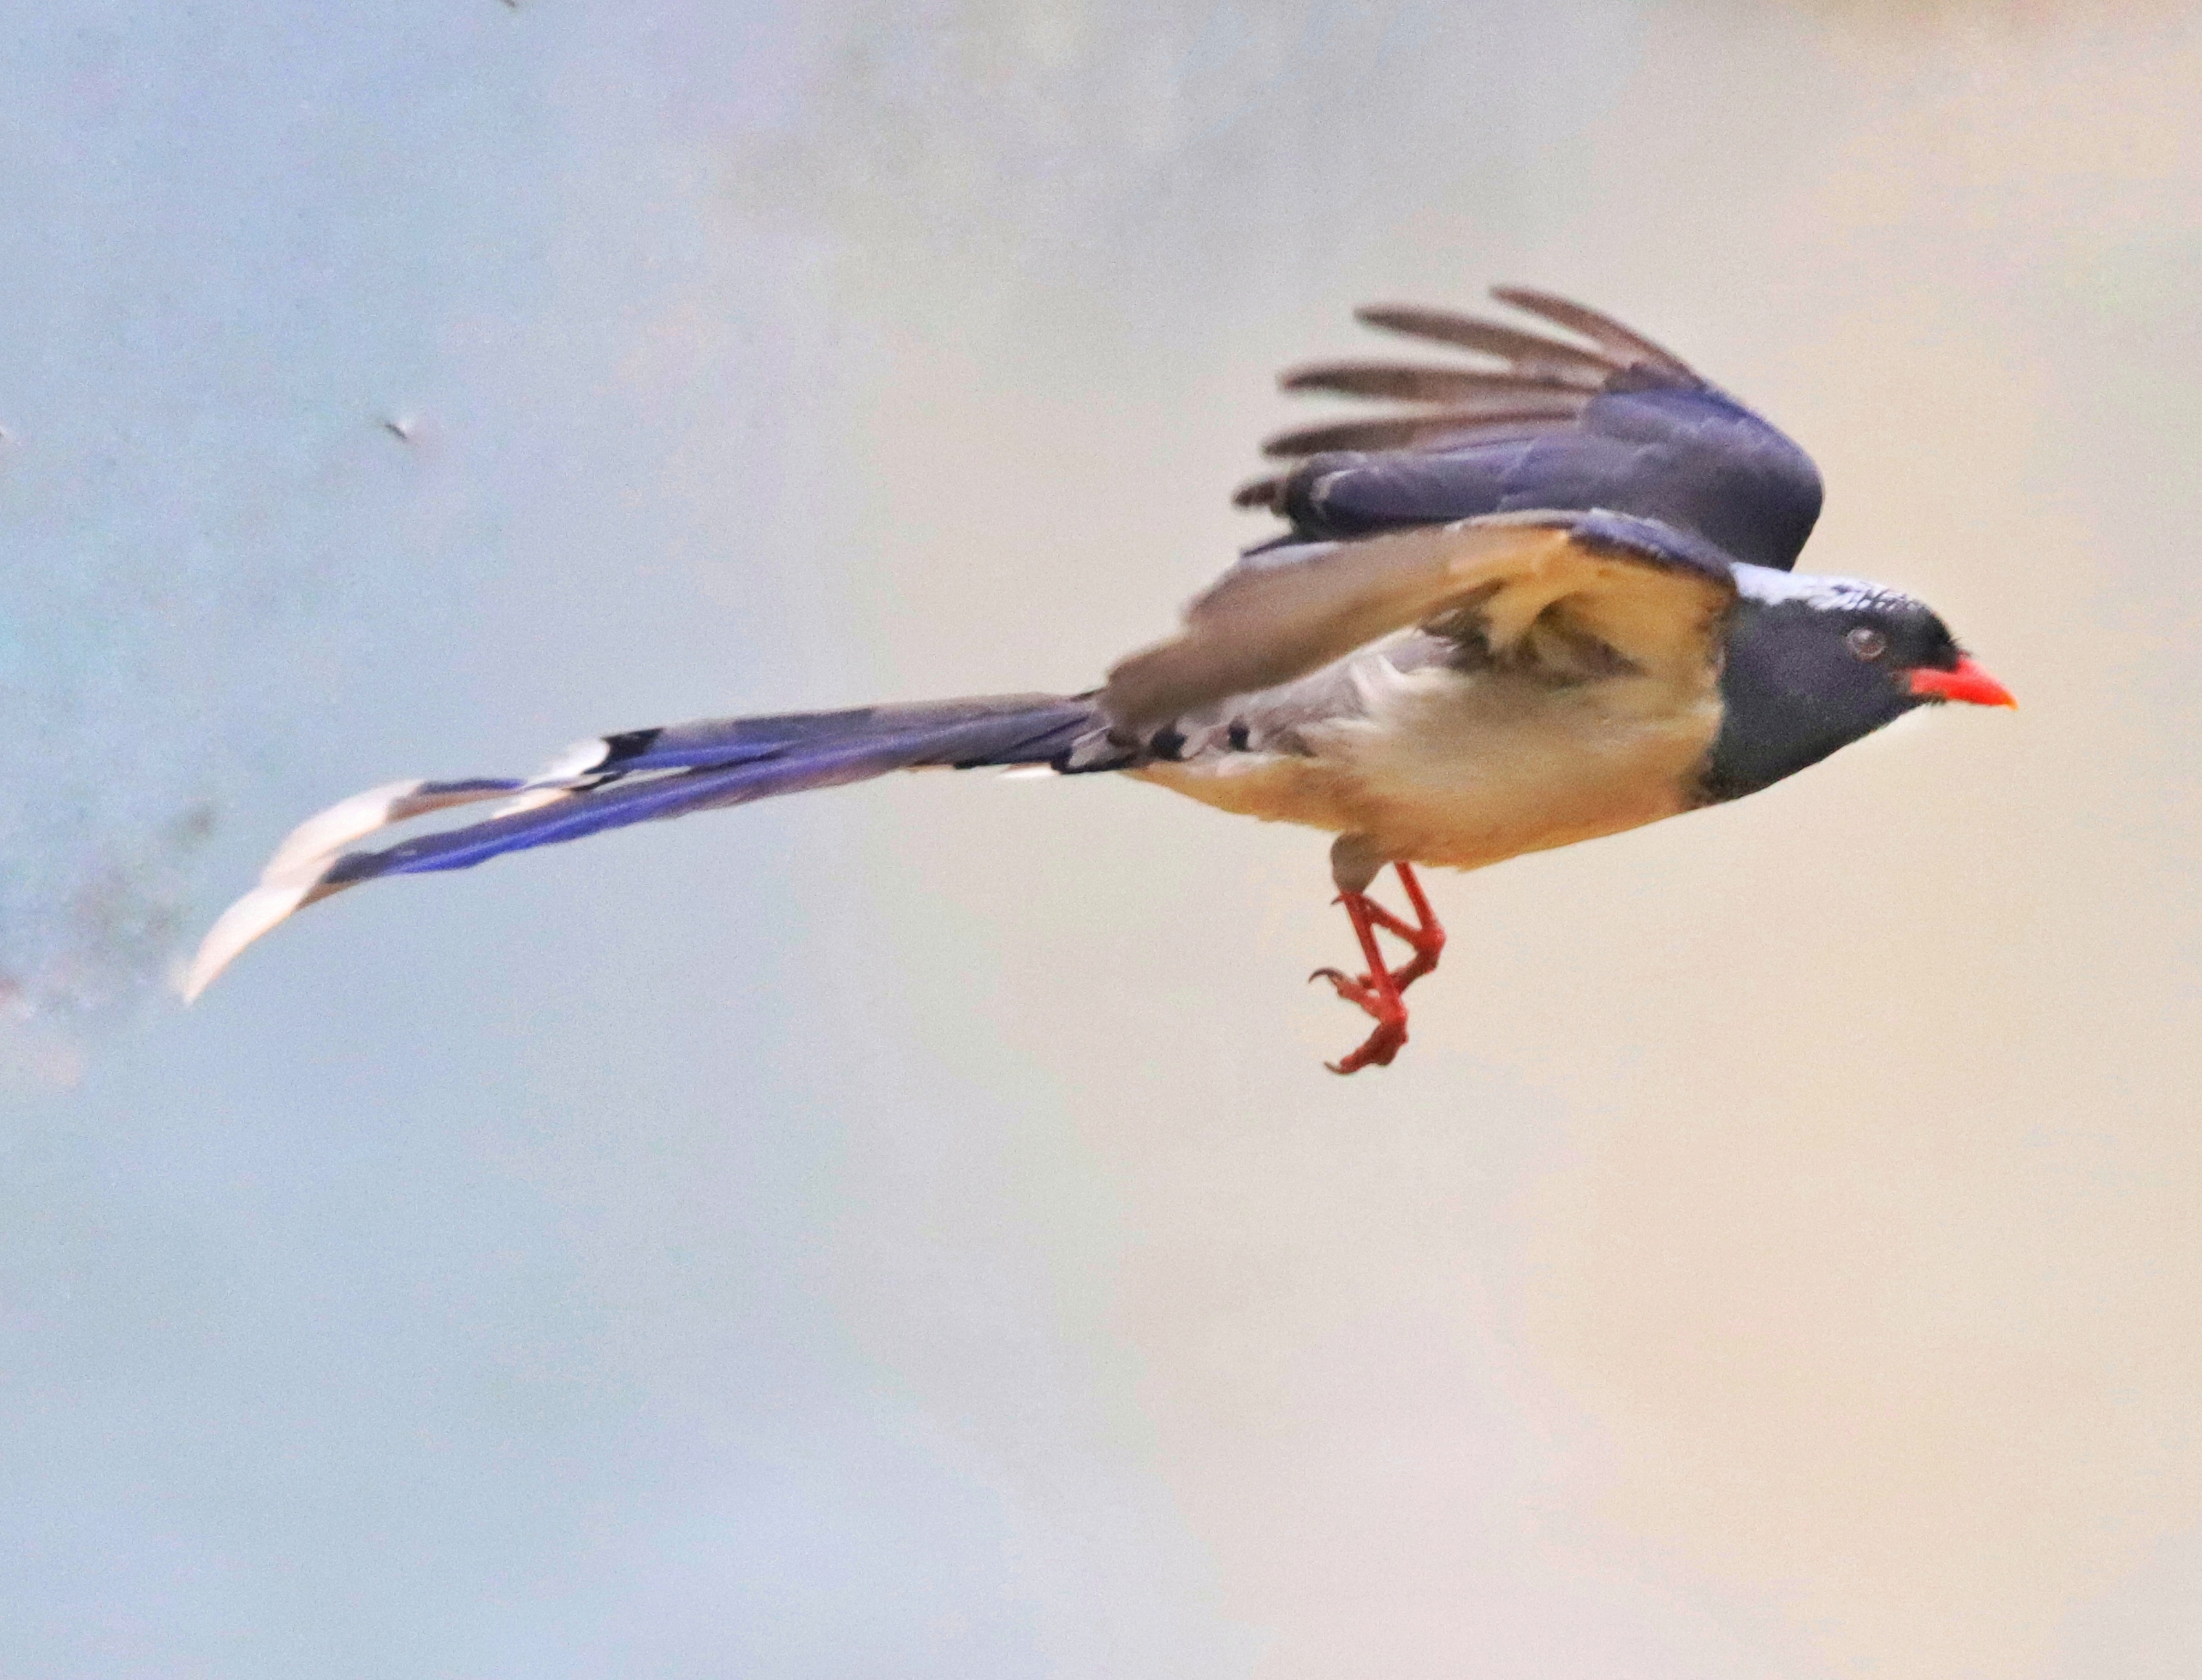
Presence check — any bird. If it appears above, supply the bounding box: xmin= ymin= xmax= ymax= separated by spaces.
xmin=183 ymin=288 xmax=2015 ymax=1071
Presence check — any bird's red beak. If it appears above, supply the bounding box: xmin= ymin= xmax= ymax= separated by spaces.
xmin=1907 ymin=656 xmax=2016 ymax=709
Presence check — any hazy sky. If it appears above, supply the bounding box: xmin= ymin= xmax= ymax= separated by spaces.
xmin=5 ymin=2 xmax=2202 ymax=1675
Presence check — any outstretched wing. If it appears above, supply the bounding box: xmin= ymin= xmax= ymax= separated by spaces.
xmin=1236 ymin=289 xmax=1823 ymax=574
xmin=1102 ymin=509 xmax=1738 ymax=737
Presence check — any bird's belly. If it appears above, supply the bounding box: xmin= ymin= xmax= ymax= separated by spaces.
xmin=1133 ymin=674 xmax=1721 ymax=872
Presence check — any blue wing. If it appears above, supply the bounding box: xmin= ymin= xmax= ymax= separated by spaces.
xmin=1236 ymin=288 xmax=1823 ymax=574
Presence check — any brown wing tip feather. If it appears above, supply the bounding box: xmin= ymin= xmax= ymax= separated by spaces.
xmin=1486 ymin=285 xmax=1696 ymax=380
xmin=1259 ymin=401 xmax=1588 ymax=460
xmin=1278 ymin=360 xmax=1590 ymax=403
xmin=1236 ymin=288 xmax=1704 ymax=501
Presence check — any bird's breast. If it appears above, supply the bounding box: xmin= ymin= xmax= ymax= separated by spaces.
xmin=1133 ymin=660 xmax=1723 ymax=871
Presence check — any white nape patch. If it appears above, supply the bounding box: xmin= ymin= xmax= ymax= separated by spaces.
xmin=532 ymin=736 xmax=612 ymax=783
xmin=1734 ymin=563 xmax=1918 ymax=614
xmin=178 ymin=874 xmax=343 ymax=1003
xmin=996 ymin=765 xmax=1057 ymax=780
xmin=261 ymin=779 xmax=430 ymax=879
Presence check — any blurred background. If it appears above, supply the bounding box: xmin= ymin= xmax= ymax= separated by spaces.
xmin=5 ymin=2 xmax=2200 ymax=1675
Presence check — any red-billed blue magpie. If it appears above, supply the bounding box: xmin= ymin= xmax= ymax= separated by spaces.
xmin=186 ymin=289 xmax=2015 ymax=1071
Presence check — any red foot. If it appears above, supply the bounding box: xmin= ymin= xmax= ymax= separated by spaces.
xmin=1309 ymin=863 xmax=1447 ymax=1075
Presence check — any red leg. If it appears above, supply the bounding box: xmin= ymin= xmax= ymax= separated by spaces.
xmin=1364 ymin=863 xmax=1446 ymax=993
xmin=1310 ymin=891 xmax=1409 ymax=1073
xmin=1308 ymin=864 xmax=1448 ymax=1074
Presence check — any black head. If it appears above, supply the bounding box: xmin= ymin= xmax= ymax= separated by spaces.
xmin=1698 ymin=568 xmax=2013 ymax=803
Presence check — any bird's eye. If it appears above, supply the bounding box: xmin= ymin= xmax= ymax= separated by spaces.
xmin=1846 ymin=627 xmax=1888 ymax=660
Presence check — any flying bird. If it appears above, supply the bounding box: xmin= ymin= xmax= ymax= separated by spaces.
xmin=184 ymin=289 xmax=2015 ymax=1070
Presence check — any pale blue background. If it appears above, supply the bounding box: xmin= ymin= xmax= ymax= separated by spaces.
xmin=6 ymin=5 xmax=2202 ymax=1676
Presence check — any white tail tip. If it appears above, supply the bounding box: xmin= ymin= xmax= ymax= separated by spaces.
xmin=187 ymin=773 xmax=531 ymax=1003
xmin=179 ymin=875 xmax=345 ymax=1004
xmin=489 ymin=786 xmax=577 ymax=820
xmin=261 ymin=779 xmax=432 ymax=880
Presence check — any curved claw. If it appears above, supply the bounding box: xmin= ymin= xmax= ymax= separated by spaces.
xmin=1326 ymin=1017 xmax=1407 ymax=1076
xmin=1309 ymin=965 xmax=1379 ymax=1007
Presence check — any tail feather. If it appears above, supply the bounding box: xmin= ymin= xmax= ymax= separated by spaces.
xmin=181 ymin=693 xmax=1099 ymax=1002
xmin=261 ymin=777 xmax=530 ymax=878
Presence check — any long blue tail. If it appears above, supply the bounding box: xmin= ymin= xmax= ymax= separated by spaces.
xmin=183 ymin=693 xmax=1100 ymax=1000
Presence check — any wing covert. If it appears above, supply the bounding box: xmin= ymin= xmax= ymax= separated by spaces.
xmin=1103 ymin=509 xmax=1738 ymax=736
